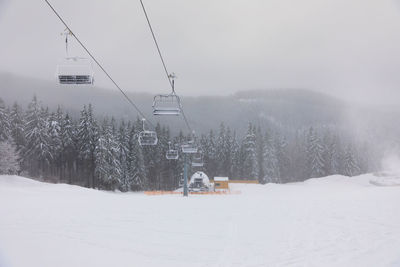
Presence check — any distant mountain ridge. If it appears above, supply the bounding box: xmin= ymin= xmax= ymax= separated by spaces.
xmin=0 ymin=72 xmax=378 ymax=136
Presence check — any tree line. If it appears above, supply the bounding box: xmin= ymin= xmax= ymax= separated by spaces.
xmin=0 ymin=96 xmax=377 ymax=191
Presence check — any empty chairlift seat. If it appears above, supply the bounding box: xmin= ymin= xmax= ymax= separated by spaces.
xmin=138 ymin=119 xmax=157 ymax=146
xmin=166 ymin=149 xmax=179 ymax=160
xmin=181 ymin=141 xmax=198 ymax=154
xmin=57 ymin=57 xmax=94 ymax=85
xmin=166 ymin=142 xmax=179 ymax=160
xmin=138 ymin=131 xmax=158 ymax=146
xmin=152 ymin=93 xmax=182 ymax=116
xmin=192 ymin=151 xmax=204 ymax=167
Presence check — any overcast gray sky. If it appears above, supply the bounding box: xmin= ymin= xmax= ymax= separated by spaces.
xmin=1 ymin=0 xmax=400 ymax=104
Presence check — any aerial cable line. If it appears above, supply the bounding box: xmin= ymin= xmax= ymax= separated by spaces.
xmin=139 ymin=0 xmax=173 ymax=90
xmin=44 ymin=0 xmax=156 ymax=129
xmin=139 ymin=0 xmax=193 ymax=134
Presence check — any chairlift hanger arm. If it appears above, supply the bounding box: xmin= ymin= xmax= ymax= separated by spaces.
xmin=61 ymin=29 xmax=72 ymax=57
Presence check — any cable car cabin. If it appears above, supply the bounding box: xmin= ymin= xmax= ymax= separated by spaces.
xmin=152 ymin=94 xmax=181 ymax=116
xmin=166 ymin=149 xmax=179 ymax=160
xmin=57 ymin=57 xmax=94 ymax=85
xmin=181 ymin=142 xmax=198 ymax=154
xmin=138 ymin=131 xmax=158 ymax=146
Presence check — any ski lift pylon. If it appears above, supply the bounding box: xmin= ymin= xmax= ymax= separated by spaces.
xmin=138 ymin=118 xmax=158 ymax=146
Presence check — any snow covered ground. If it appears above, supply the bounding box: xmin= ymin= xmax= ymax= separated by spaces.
xmin=1 ymin=174 xmax=400 ymax=267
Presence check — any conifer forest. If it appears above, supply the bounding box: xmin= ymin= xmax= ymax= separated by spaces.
xmin=0 ymin=96 xmax=376 ymax=191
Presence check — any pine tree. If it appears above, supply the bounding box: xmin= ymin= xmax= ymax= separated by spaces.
xmin=275 ymin=134 xmax=290 ymax=182
xmin=202 ymin=130 xmax=217 ymax=178
xmin=231 ymin=131 xmax=241 ymax=179
xmin=256 ymin=126 xmax=265 ymax=182
xmin=48 ymin=109 xmax=62 ymax=178
xmin=242 ymin=123 xmax=258 ymax=180
xmin=223 ymin=127 xmax=234 ymax=178
xmin=117 ymin=120 xmax=129 ymax=191
xmin=214 ymin=123 xmax=235 ymax=177
xmin=0 ymin=140 xmax=20 ymax=175
xmin=10 ymin=102 xmax=25 ymax=151
xmin=60 ymin=113 xmax=76 ymax=183
xmin=306 ymin=127 xmax=325 ymax=178
xmin=126 ymin=123 xmax=146 ymax=191
xmin=343 ymin=144 xmax=361 ymax=177
xmin=327 ymin=134 xmax=340 ymax=175
xmin=23 ymin=96 xmax=52 ymax=177
xmin=0 ymin=98 xmax=10 ymax=141
xmin=290 ymin=130 xmax=307 ymax=182
xmin=95 ymin=118 xmax=120 ymax=190
xmin=263 ymin=131 xmax=279 ymax=184
xmin=216 ymin=122 xmax=226 ymax=176
xmin=77 ymin=104 xmax=98 ymax=188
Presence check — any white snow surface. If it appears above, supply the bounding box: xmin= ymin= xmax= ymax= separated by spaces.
xmin=1 ymin=174 xmax=400 ymax=267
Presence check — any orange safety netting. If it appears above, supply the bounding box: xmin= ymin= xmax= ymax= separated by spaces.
xmin=144 ymin=190 xmax=241 ymax=196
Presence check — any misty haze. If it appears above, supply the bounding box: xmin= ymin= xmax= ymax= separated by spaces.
xmin=0 ymin=0 xmax=400 ymax=267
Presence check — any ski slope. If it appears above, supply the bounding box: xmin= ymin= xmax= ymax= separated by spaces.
xmin=1 ymin=174 xmax=400 ymax=267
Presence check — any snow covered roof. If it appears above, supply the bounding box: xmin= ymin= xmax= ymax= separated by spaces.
xmin=214 ymin=177 xmax=229 ymax=182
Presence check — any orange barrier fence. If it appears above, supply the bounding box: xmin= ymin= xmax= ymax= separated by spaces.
xmin=211 ymin=180 xmax=259 ymax=184
xmin=144 ymin=190 xmax=241 ymax=196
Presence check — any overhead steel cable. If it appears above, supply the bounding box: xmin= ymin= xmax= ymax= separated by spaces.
xmin=180 ymin=109 xmax=193 ymax=134
xmin=139 ymin=0 xmax=173 ymax=90
xmin=44 ymin=0 xmax=156 ymax=129
xmin=139 ymin=0 xmax=193 ymax=134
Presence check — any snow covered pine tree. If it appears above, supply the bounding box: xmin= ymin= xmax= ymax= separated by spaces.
xmin=0 ymin=140 xmax=20 ymax=175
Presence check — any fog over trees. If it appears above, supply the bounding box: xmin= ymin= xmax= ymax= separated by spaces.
xmin=0 ymin=89 xmax=387 ymax=191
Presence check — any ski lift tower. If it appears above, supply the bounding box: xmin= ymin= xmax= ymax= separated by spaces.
xmin=181 ymin=136 xmax=198 ymax=197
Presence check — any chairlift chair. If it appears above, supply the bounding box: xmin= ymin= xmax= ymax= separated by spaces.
xmin=192 ymin=150 xmax=204 ymax=167
xmin=152 ymin=73 xmax=181 ymax=116
xmin=138 ymin=119 xmax=158 ymax=146
xmin=138 ymin=131 xmax=158 ymax=146
xmin=57 ymin=57 xmax=94 ymax=85
xmin=56 ymin=29 xmax=94 ymax=85
xmin=166 ymin=142 xmax=179 ymax=160
xmin=181 ymin=140 xmax=198 ymax=154
xmin=152 ymin=93 xmax=182 ymax=116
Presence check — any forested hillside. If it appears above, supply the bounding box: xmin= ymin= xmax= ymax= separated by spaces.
xmin=0 ymin=95 xmax=379 ymax=191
